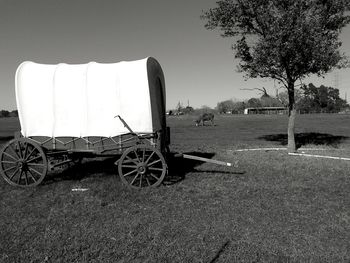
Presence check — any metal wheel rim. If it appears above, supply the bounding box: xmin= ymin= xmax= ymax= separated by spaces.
xmin=118 ymin=145 xmax=167 ymax=189
xmin=0 ymin=138 xmax=47 ymax=187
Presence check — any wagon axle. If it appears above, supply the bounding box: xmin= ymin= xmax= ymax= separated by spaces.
xmin=18 ymin=160 xmax=28 ymax=171
xmin=137 ymin=164 xmax=147 ymax=175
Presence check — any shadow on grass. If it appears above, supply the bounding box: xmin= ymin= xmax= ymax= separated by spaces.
xmin=258 ymin=132 xmax=348 ymax=148
xmin=43 ymin=157 xmax=118 ymax=185
xmin=0 ymin=136 xmax=14 ymax=143
xmin=210 ymin=240 xmax=230 ymax=263
xmin=43 ymin=151 xmax=238 ymax=186
xmin=209 ymin=240 xmax=291 ymax=262
xmin=164 ymin=151 xmax=215 ymax=185
xmin=164 ymin=151 xmax=244 ymax=185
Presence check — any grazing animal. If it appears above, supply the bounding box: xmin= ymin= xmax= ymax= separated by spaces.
xmin=195 ymin=113 xmax=214 ymax=126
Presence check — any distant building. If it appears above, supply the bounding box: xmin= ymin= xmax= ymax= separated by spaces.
xmin=244 ymin=107 xmax=287 ymax=115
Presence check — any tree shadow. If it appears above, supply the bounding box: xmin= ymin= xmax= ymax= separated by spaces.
xmin=258 ymin=132 xmax=348 ymax=148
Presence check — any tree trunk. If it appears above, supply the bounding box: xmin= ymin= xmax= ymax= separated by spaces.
xmin=287 ymin=83 xmax=296 ymax=153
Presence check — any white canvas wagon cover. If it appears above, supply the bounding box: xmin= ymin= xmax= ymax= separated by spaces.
xmin=15 ymin=57 xmax=166 ymax=138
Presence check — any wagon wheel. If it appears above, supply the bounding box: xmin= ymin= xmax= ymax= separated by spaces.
xmin=118 ymin=145 xmax=167 ymax=189
xmin=0 ymin=138 xmax=48 ymax=187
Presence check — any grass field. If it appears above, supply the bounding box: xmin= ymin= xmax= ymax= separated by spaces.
xmin=0 ymin=114 xmax=349 ymax=262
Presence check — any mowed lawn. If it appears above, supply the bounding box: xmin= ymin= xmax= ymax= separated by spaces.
xmin=0 ymin=114 xmax=349 ymax=262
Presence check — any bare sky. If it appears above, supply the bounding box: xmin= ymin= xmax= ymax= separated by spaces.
xmin=0 ymin=0 xmax=350 ymax=110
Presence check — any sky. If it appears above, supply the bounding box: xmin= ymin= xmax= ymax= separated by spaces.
xmin=0 ymin=0 xmax=350 ymax=111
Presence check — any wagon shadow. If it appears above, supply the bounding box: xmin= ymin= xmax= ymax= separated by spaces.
xmin=42 ymin=152 xmax=217 ymax=186
xmin=43 ymin=157 xmax=118 ymax=185
xmin=164 ymin=151 xmax=245 ymax=185
xmin=258 ymin=132 xmax=349 ymax=148
xmin=43 ymin=151 xmax=240 ymax=186
xmin=164 ymin=151 xmax=216 ymax=185
xmin=0 ymin=136 xmax=14 ymax=142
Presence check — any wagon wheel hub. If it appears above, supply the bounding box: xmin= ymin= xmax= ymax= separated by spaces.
xmin=18 ymin=160 xmax=28 ymax=171
xmin=137 ymin=163 xmax=147 ymax=175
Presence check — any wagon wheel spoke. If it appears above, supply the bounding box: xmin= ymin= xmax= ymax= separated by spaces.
xmin=3 ymin=166 xmax=17 ymax=173
xmin=123 ymin=168 xmax=138 ymax=177
xmin=27 ymin=163 xmax=45 ymax=167
xmin=142 ymin=147 xmax=146 ymax=162
xmin=121 ymin=164 xmax=138 ymax=169
xmin=125 ymin=156 xmax=139 ymax=166
xmin=25 ymin=148 xmax=37 ymax=161
xmin=3 ymin=152 xmax=17 ymax=162
xmin=28 ymin=167 xmax=43 ymax=177
xmin=23 ymin=142 xmax=29 ymax=160
xmin=139 ymin=175 xmax=143 ymax=188
xmin=9 ymin=168 xmax=20 ymax=181
xmin=130 ymin=173 xmax=140 ymax=185
xmin=145 ymin=151 xmax=155 ymax=164
xmin=147 ymin=159 xmax=162 ymax=167
xmin=146 ymin=177 xmax=151 ymax=186
xmin=148 ymin=167 xmax=164 ymax=172
xmin=17 ymin=141 xmax=23 ymax=159
xmin=133 ymin=150 xmax=141 ymax=163
xmin=24 ymin=171 xmax=29 ymax=185
xmin=27 ymin=155 xmax=43 ymax=164
xmin=1 ymin=160 xmax=17 ymax=164
xmin=27 ymin=169 xmax=38 ymax=183
xmin=9 ymin=145 xmax=21 ymax=160
xmin=149 ymin=173 xmax=160 ymax=181
xmin=17 ymin=170 xmax=24 ymax=184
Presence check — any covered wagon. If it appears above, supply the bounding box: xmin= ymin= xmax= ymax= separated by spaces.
xmin=0 ymin=57 xmax=170 ymax=189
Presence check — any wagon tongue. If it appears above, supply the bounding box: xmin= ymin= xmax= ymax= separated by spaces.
xmin=175 ymin=153 xmax=235 ymax=167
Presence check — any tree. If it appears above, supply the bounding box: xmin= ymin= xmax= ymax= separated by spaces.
xmin=202 ymin=0 xmax=350 ymax=152
xmin=176 ymin=101 xmax=183 ymax=114
xmin=247 ymin=98 xmax=262 ymax=108
xmin=231 ymin=101 xmax=246 ymax=114
xmin=217 ymin=99 xmax=235 ymax=113
xmin=0 ymin=110 xmax=10 ymax=117
xmin=183 ymin=106 xmax=194 ymax=114
xmin=299 ymin=83 xmax=348 ymax=113
xmin=277 ymin=89 xmax=303 ymax=108
xmin=241 ymin=87 xmax=270 ymax=98
xmin=10 ymin=110 xmax=18 ymax=117
xmin=260 ymin=96 xmax=283 ymax=107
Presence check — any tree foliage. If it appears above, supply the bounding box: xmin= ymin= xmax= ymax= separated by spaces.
xmin=277 ymin=89 xmax=303 ymax=107
xmin=298 ymin=83 xmax=348 ymax=113
xmin=0 ymin=110 xmax=10 ymax=117
xmin=203 ymin=0 xmax=350 ymax=87
xmin=10 ymin=110 xmax=18 ymax=117
xmin=217 ymin=99 xmax=247 ymax=114
xmin=217 ymin=99 xmax=235 ymax=113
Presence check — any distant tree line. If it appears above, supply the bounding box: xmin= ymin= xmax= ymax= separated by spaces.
xmin=0 ymin=110 xmax=18 ymax=118
xmin=297 ymin=84 xmax=348 ymax=113
xmin=216 ymin=84 xmax=348 ymax=114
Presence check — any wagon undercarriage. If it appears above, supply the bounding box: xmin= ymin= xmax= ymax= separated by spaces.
xmin=0 ymin=131 xmax=168 ymax=189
